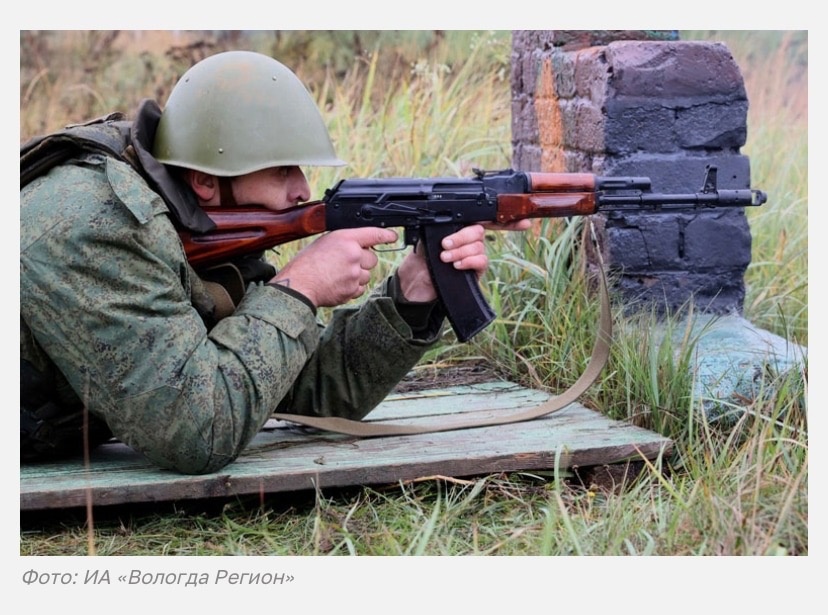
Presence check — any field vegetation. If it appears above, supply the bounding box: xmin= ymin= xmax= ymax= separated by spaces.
xmin=20 ymin=30 xmax=807 ymax=558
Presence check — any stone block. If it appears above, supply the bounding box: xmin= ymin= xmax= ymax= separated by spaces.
xmin=615 ymin=270 xmax=745 ymax=314
xmin=604 ymin=101 xmax=679 ymax=154
xmin=606 ymin=210 xmax=751 ymax=270
xmin=572 ymin=46 xmax=610 ymax=100
xmin=676 ymin=101 xmax=749 ymax=149
xmin=604 ymin=41 xmax=746 ymax=101
xmin=564 ymin=99 xmax=605 ymax=152
xmin=682 ymin=211 xmax=752 ymax=268
xmin=606 ymin=217 xmax=682 ymax=269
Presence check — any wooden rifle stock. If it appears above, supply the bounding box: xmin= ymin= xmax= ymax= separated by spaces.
xmin=180 ymin=201 xmax=328 ymax=268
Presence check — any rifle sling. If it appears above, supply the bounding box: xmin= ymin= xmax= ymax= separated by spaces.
xmin=271 ymin=267 xmax=612 ymax=437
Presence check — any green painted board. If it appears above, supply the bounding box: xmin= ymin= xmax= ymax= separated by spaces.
xmin=20 ymin=381 xmax=673 ymax=511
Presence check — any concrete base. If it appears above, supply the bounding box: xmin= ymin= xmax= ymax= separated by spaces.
xmin=659 ymin=313 xmax=807 ymax=422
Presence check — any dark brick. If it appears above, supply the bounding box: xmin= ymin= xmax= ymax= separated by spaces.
xmin=683 ymin=211 xmax=752 ymax=268
xmin=607 ymin=211 xmax=751 ymax=270
xmin=615 ymin=270 xmax=746 ymax=315
xmin=606 ymin=217 xmax=682 ymax=269
xmin=676 ymin=101 xmax=749 ymax=149
xmin=604 ymin=102 xmax=679 ymax=154
xmin=605 ymin=41 xmax=747 ymax=100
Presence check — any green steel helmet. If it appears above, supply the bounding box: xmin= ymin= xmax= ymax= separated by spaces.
xmin=153 ymin=50 xmax=345 ymax=176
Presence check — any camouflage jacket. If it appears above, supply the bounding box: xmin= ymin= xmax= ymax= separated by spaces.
xmin=20 ymin=122 xmax=444 ymax=474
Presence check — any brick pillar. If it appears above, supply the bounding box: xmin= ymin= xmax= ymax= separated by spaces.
xmin=511 ymin=31 xmax=755 ymax=314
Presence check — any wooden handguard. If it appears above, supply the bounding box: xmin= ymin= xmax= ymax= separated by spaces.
xmin=494 ymin=172 xmax=599 ymax=224
xmin=527 ymin=172 xmax=597 ymax=192
xmin=495 ymin=193 xmax=598 ymax=223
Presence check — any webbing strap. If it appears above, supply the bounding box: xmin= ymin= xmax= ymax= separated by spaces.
xmin=271 ymin=247 xmax=612 ymax=436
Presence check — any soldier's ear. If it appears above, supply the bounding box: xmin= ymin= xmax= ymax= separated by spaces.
xmin=186 ymin=170 xmax=219 ymax=205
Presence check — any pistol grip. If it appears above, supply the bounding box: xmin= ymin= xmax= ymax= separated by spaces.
xmin=419 ymin=225 xmax=495 ymax=342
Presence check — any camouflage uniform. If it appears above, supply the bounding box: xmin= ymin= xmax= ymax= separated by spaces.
xmin=20 ymin=142 xmax=443 ymax=474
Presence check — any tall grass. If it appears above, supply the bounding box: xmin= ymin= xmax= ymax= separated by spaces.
xmin=19 ymin=30 xmax=807 ymax=557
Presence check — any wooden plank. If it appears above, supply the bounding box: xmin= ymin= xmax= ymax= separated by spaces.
xmin=20 ymin=381 xmax=673 ymax=511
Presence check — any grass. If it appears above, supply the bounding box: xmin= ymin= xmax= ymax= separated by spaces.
xmin=19 ymin=30 xmax=807 ymax=560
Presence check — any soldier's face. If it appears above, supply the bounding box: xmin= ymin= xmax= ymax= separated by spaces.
xmin=230 ymin=165 xmax=311 ymax=210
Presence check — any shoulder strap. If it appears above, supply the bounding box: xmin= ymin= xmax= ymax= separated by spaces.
xmin=271 ymin=261 xmax=613 ymax=436
xmin=21 ymin=113 xmax=133 ymax=188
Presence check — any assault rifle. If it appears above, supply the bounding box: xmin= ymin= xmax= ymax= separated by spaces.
xmin=181 ymin=165 xmax=767 ymax=342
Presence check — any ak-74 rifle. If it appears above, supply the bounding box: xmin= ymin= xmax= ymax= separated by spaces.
xmin=180 ymin=165 xmax=767 ymax=342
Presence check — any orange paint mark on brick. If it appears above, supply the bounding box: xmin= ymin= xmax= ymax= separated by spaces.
xmin=534 ymin=57 xmax=565 ymax=173
xmin=531 ymin=58 xmax=567 ymax=237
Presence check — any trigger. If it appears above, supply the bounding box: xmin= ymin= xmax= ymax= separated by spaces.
xmin=403 ymin=227 xmax=420 ymax=247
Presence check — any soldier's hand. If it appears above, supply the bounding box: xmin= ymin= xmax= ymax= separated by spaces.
xmin=271 ymin=228 xmax=398 ymax=308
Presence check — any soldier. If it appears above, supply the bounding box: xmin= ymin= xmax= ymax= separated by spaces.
xmin=20 ymin=50 xmax=529 ymax=474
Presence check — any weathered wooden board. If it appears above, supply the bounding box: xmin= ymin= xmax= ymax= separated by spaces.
xmin=20 ymin=381 xmax=673 ymax=511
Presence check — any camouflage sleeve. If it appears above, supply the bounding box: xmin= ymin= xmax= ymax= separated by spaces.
xmin=21 ymin=157 xmax=322 ymax=474
xmin=275 ymin=274 xmax=444 ymax=421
